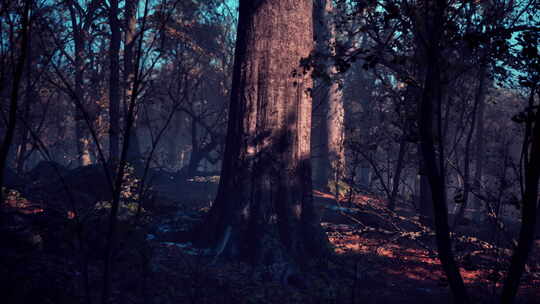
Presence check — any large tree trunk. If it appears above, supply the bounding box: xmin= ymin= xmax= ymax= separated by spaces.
xmin=313 ymin=0 xmax=345 ymax=191
xmin=108 ymin=0 xmax=121 ymax=163
xmin=199 ymin=0 xmax=330 ymax=267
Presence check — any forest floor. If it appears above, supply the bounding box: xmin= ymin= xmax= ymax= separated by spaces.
xmin=1 ymin=166 xmax=539 ymax=303
xmin=144 ymin=179 xmax=540 ymax=304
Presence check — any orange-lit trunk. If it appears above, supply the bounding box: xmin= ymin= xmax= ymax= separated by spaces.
xmin=200 ymin=0 xmax=330 ymax=265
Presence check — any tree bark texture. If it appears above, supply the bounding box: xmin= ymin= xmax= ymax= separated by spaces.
xmin=313 ymin=0 xmax=345 ymax=190
xmin=200 ymin=0 xmax=330 ymax=265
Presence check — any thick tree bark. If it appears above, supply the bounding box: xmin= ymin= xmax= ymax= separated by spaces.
xmin=500 ymin=88 xmax=540 ymax=304
xmin=313 ymin=0 xmax=345 ymax=190
xmin=417 ymin=1 xmax=469 ymax=303
xmin=199 ymin=0 xmax=330 ymax=266
xmin=108 ymin=0 xmax=121 ymax=162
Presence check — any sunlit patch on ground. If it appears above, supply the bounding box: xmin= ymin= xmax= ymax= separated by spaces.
xmin=319 ymin=191 xmax=540 ymax=300
xmin=3 ymin=189 xmax=44 ymax=214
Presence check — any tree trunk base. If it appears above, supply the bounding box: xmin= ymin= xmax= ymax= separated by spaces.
xmin=192 ymin=215 xmax=331 ymax=272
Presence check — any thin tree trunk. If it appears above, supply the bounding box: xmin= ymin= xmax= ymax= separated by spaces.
xmin=417 ymin=1 xmax=469 ymax=302
xmin=166 ymin=114 xmax=182 ymax=169
xmin=108 ymin=0 xmax=121 ymax=163
xmin=537 ymin=90 xmax=540 ymax=240
xmin=500 ymin=88 xmax=540 ymax=304
xmin=16 ymin=41 xmax=33 ymax=174
xmin=74 ymin=44 xmax=92 ymax=167
xmin=388 ymin=138 xmax=406 ymax=211
xmin=187 ymin=116 xmax=199 ymax=176
xmin=0 ymin=2 xmax=30 ymax=206
xmin=410 ymin=29 xmax=433 ymax=225
xmin=69 ymin=2 xmax=92 ymax=167
xmin=472 ymin=75 xmax=487 ymax=222
xmin=199 ymin=0 xmax=330 ymax=266
xmin=102 ymin=2 xmax=151 ymax=300
xmin=419 ymin=63 xmax=469 ymax=304
xmin=101 ymin=1 xmax=123 ymax=302
xmin=183 ymin=113 xmax=219 ymax=177
xmin=124 ymin=0 xmax=142 ymax=165
xmin=453 ymin=66 xmax=486 ymax=227
xmin=418 ymin=152 xmax=434 ymax=226
xmin=537 ymin=202 xmax=540 ymax=239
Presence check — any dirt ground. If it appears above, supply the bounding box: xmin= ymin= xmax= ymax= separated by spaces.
xmin=2 ymin=174 xmax=539 ymax=304
xmin=145 ymin=183 xmax=540 ymax=304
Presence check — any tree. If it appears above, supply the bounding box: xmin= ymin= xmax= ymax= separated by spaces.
xmin=198 ymin=0 xmax=330 ymax=266
xmin=500 ymin=29 xmax=540 ymax=304
xmin=313 ymin=0 xmax=345 ymax=191
xmin=147 ymin=0 xmax=234 ymax=174
xmin=67 ymin=0 xmax=100 ymax=167
xmin=416 ymin=1 xmax=469 ymax=302
xmin=124 ymin=0 xmax=142 ymax=165
xmin=0 ymin=1 xmax=30 ymax=206
xmin=501 ymin=86 xmax=540 ymax=304
xmin=108 ymin=0 xmax=121 ymax=162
